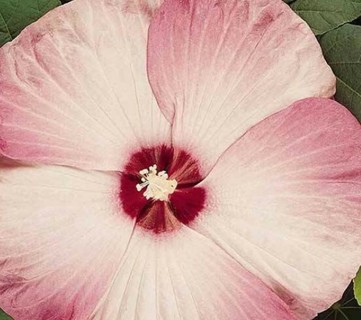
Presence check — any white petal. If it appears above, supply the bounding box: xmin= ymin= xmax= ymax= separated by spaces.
xmin=0 ymin=0 xmax=170 ymax=170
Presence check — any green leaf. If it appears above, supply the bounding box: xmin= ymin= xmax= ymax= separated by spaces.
xmin=0 ymin=0 xmax=61 ymax=47
xmin=354 ymin=267 xmax=361 ymax=305
xmin=291 ymin=0 xmax=361 ymax=35
xmin=319 ymin=23 xmax=361 ymax=120
xmin=0 ymin=309 xmax=12 ymax=320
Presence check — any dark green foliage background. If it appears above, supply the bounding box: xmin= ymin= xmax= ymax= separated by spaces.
xmin=0 ymin=0 xmax=61 ymax=44
xmin=0 ymin=0 xmax=361 ymax=319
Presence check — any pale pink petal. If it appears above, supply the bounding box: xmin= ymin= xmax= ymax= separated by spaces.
xmin=0 ymin=164 xmax=134 ymax=319
xmin=147 ymin=0 xmax=335 ymax=173
xmin=0 ymin=163 xmax=295 ymax=319
xmin=0 ymin=0 xmax=169 ymax=170
xmin=91 ymin=227 xmax=296 ymax=320
xmin=193 ymin=98 xmax=361 ymax=319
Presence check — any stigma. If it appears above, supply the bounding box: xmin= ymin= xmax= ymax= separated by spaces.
xmin=136 ymin=164 xmax=177 ymax=201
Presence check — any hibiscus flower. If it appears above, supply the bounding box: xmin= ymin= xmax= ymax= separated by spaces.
xmin=1 ymin=0 xmax=361 ymax=319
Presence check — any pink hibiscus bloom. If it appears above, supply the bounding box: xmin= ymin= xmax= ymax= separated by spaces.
xmin=0 ymin=0 xmax=361 ymax=319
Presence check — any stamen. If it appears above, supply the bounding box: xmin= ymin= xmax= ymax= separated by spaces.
xmin=136 ymin=164 xmax=177 ymax=201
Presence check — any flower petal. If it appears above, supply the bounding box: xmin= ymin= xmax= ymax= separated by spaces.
xmin=193 ymin=98 xmax=361 ymax=318
xmin=0 ymin=0 xmax=170 ymax=170
xmin=0 ymin=164 xmax=134 ymax=319
xmin=0 ymin=161 xmax=295 ymax=319
xmin=147 ymin=0 xmax=335 ymax=173
xmin=91 ymin=227 xmax=296 ymax=320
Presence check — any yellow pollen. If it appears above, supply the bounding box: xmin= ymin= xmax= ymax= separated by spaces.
xmin=136 ymin=164 xmax=177 ymax=201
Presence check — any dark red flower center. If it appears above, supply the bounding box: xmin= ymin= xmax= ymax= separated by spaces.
xmin=119 ymin=145 xmax=206 ymax=233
